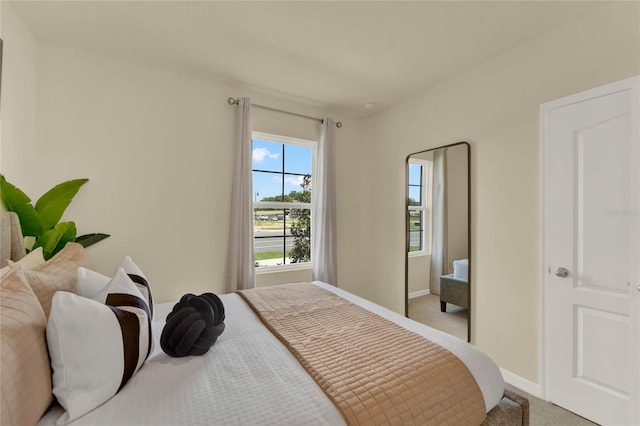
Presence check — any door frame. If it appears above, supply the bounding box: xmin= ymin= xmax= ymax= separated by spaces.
xmin=539 ymin=75 xmax=640 ymax=402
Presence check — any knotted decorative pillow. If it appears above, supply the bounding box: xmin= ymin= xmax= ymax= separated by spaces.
xmin=160 ymin=293 xmax=225 ymax=357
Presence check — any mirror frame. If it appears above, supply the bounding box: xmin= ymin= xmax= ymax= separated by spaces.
xmin=404 ymin=141 xmax=471 ymax=342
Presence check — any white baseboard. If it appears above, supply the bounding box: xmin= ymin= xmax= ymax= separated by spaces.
xmin=500 ymin=368 xmax=542 ymax=398
xmin=408 ymin=289 xmax=430 ymax=299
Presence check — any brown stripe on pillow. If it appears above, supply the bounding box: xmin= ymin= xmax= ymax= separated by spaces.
xmin=106 ymin=293 xmax=153 ymax=359
xmin=127 ymin=274 xmax=154 ymax=318
xmin=108 ymin=307 xmax=140 ymax=392
xmin=106 ymin=293 xmax=150 ymax=317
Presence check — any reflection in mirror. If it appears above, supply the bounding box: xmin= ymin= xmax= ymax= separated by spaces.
xmin=405 ymin=142 xmax=470 ymax=342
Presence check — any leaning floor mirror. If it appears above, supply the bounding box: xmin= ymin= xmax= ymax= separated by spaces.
xmin=405 ymin=142 xmax=470 ymax=342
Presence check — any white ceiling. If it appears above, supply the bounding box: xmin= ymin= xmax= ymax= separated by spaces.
xmin=11 ymin=1 xmax=603 ymax=115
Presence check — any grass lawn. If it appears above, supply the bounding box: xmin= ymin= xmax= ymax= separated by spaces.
xmin=254 ymin=221 xmax=291 ymax=231
xmin=255 ymin=250 xmax=290 ymax=261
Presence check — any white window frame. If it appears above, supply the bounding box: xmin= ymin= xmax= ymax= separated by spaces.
xmin=408 ymin=158 xmax=432 ymax=257
xmin=252 ymin=131 xmax=316 ymax=272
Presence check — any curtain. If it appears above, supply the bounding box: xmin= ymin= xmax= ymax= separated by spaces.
xmin=225 ymin=98 xmax=255 ymax=292
xmin=430 ymin=148 xmax=448 ymax=294
xmin=311 ymin=117 xmax=337 ymax=285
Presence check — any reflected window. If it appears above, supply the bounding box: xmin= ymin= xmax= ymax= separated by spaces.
xmin=252 ymin=132 xmax=315 ymax=269
xmin=408 ymin=159 xmax=431 ymax=254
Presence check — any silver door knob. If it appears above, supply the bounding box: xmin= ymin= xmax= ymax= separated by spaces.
xmin=555 ymin=267 xmax=570 ymax=278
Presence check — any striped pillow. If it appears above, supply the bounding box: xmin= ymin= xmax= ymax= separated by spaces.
xmin=47 ymin=268 xmax=151 ymax=424
xmin=77 ymin=258 xmax=154 ymax=356
xmin=77 ymin=256 xmax=154 ymax=320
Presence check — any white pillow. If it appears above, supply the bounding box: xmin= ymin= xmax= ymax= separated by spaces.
xmin=47 ymin=268 xmax=151 ymax=424
xmin=7 ymin=247 xmax=46 ymax=270
xmin=77 ymin=256 xmax=153 ymax=319
xmin=76 ymin=267 xmax=110 ymax=298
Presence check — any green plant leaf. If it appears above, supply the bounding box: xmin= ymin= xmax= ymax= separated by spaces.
xmin=33 ymin=228 xmax=62 ymax=260
xmin=51 ymin=222 xmax=77 ymax=258
xmin=35 ymin=178 xmax=89 ymax=230
xmin=34 ymin=222 xmax=77 ymax=260
xmin=0 ymin=175 xmax=44 ymax=236
xmin=75 ymin=233 xmax=110 ymax=248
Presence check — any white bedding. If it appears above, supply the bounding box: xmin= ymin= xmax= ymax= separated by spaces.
xmin=39 ymin=281 xmax=504 ymax=425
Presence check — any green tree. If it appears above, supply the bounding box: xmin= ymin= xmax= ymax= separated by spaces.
xmin=288 ymin=189 xmax=309 ymax=203
xmin=289 ymin=175 xmax=311 ymax=263
xmin=260 ymin=194 xmax=292 ymax=202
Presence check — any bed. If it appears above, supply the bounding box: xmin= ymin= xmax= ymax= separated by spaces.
xmin=1 ymin=212 xmax=528 ymax=425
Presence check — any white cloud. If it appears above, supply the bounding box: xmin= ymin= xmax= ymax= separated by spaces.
xmin=252 ymin=147 xmax=279 ymax=163
xmin=272 ymin=176 xmax=305 ymax=187
xmin=285 ymin=176 xmax=305 ymax=186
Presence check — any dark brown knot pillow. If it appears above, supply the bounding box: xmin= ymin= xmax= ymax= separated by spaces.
xmin=160 ymin=293 xmax=225 ymax=357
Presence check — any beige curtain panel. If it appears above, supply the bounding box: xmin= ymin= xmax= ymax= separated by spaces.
xmin=226 ymin=98 xmax=255 ymax=292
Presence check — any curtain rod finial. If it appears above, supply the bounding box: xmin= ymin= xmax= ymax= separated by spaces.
xmin=228 ymin=97 xmax=238 ymax=105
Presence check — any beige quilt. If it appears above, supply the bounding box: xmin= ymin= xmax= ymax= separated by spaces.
xmin=239 ymin=283 xmax=486 ymax=426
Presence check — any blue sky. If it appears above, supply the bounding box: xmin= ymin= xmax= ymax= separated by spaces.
xmin=252 ymin=139 xmax=312 ymax=201
xmin=408 ymin=163 xmax=422 ymax=203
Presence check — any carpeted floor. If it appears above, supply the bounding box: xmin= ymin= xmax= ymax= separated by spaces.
xmin=407 ymin=294 xmax=468 ymax=340
xmin=506 ymin=385 xmax=599 ymax=425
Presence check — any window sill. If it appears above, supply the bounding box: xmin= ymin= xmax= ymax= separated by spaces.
xmin=255 ymin=263 xmax=312 ymax=274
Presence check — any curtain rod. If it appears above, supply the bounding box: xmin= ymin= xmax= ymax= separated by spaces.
xmin=227 ymin=97 xmax=342 ymax=128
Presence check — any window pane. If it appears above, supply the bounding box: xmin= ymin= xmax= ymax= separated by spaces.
xmin=408 ymin=210 xmax=423 ymax=253
xmin=254 ymin=208 xmax=286 ymax=268
xmin=253 ymin=171 xmax=284 ymax=201
xmin=284 ymin=144 xmax=312 ymax=175
xmin=288 ymin=208 xmax=311 ymax=263
xmin=252 ymin=140 xmax=282 ymax=172
xmin=284 ymin=174 xmax=311 ymax=202
xmin=409 ymin=230 xmax=423 ymax=252
xmin=408 ymin=163 xmax=422 ymax=185
xmin=408 ymin=186 xmax=422 ymax=206
xmin=408 ymin=210 xmax=423 ymax=231
xmin=254 ymin=208 xmax=311 ymax=267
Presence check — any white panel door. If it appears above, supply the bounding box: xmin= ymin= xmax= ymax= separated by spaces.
xmin=543 ymin=77 xmax=639 ymax=426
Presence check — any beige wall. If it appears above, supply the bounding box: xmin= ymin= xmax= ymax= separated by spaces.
xmin=0 ymin=3 xmax=364 ymax=303
xmin=0 ymin=3 xmax=38 ymax=176
xmin=408 ymin=254 xmax=430 ymax=295
xmin=355 ymin=2 xmax=639 ymax=383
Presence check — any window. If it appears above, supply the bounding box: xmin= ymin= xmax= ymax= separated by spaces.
xmin=408 ymin=159 xmax=431 ymax=255
xmin=252 ymin=132 xmax=315 ymax=269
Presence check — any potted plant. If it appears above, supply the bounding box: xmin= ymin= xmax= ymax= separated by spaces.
xmin=0 ymin=175 xmax=109 ymax=260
